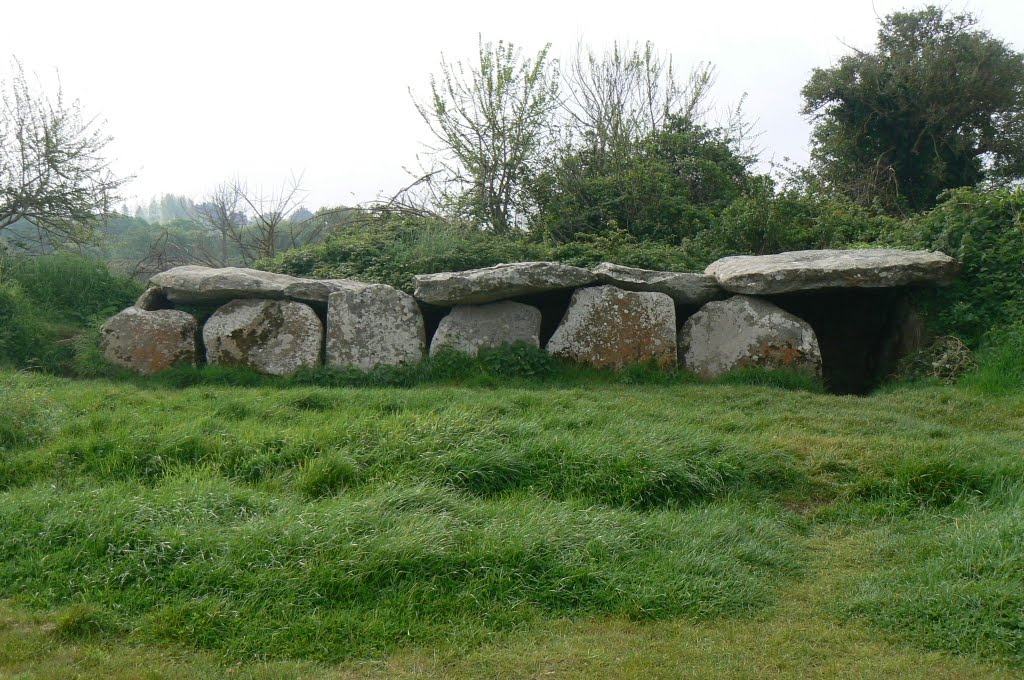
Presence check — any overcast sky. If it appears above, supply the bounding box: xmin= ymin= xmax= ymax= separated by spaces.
xmin=4 ymin=0 xmax=1022 ymax=211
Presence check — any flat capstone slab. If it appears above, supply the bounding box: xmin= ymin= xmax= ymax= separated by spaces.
xmin=592 ymin=262 xmax=723 ymax=305
xmin=413 ymin=261 xmax=597 ymax=306
xmin=705 ymin=249 xmax=958 ymax=295
xmin=149 ymin=265 xmax=303 ymax=304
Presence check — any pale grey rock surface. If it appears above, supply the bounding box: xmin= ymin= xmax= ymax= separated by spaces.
xmin=705 ymin=249 xmax=958 ymax=295
xmin=100 ymin=307 xmax=198 ymax=375
xmin=546 ymin=285 xmax=676 ymax=369
xmin=430 ymin=301 xmax=542 ymax=356
xmin=413 ymin=262 xmax=596 ymax=306
xmin=326 ymin=284 xmax=425 ymax=371
xmin=284 ymin=278 xmax=371 ymax=305
xmin=592 ymin=262 xmax=723 ymax=305
xmin=133 ymin=287 xmax=171 ymax=311
xmin=679 ymin=295 xmax=821 ymax=378
xmin=203 ymin=299 xmax=322 ymax=376
xmin=149 ymin=265 xmax=303 ymax=304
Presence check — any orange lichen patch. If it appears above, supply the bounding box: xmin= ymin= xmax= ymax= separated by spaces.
xmin=100 ymin=308 xmax=199 ymax=375
xmin=110 ymin=327 xmax=196 ymax=374
xmin=734 ymin=341 xmax=820 ymax=376
xmin=548 ymin=287 xmax=676 ymax=370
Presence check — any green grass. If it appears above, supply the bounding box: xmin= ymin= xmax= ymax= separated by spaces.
xmin=1 ymin=369 xmax=1023 ymax=676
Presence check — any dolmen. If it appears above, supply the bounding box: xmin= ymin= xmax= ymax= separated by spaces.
xmin=100 ymin=249 xmax=958 ymax=393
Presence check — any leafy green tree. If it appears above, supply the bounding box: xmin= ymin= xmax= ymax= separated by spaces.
xmin=802 ymin=6 xmax=1024 ymax=213
xmin=529 ymin=42 xmax=758 ymax=243
xmin=413 ymin=37 xmax=559 ymax=234
xmin=532 ymin=115 xmax=756 ymax=243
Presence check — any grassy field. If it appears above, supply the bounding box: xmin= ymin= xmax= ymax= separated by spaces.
xmin=1 ymin=368 xmax=1023 ymax=678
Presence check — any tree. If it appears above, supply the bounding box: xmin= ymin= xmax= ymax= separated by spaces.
xmin=189 ymin=182 xmax=248 ymax=266
xmin=561 ymin=41 xmax=715 ymax=158
xmin=412 ymin=37 xmax=559 ymax=234
xmin=802 ymin=6 xmax=1024 ymax=213
xmin=531 ymin=114 xmax=757 ymax=243
xmin=530 ymin=42 xmax=757 ymax=243
xmin=0 ymin=58 xmax=130 ymax=250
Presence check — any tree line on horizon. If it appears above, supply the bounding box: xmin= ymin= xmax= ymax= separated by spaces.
xmin=0 ymin=5 xmax=1022 ymax=273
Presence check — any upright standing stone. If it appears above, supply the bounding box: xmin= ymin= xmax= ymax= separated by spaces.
xmin=326 ymin=284 xmax=425 ymax=371
xmin=203 ymin=299 xmax=323 ymax=376
xmin=546 ymin=285 xmax=676 ymax=369
xmin=679 ymin=295 xmax=821 ymax=378
xmin=100 ymin=307 xmax=198 ymax=375
xmin=430 ymin=301 xmax=542 ymax=356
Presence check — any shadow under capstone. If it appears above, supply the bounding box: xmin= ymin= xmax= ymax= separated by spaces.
xmin=767 ymin=288 xmax=922 ymax=395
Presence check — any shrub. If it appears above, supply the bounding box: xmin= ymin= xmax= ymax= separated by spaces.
xmin=894 ymin=187 xmax=1024 ymax=346
xmin=260 ymin=214 xmax=710 ymax=291
xmin=262 ymin=215 xmax=549 ymax=293
xmin=960 ymin=323 xmax=1024 ymax=394
xmin=0 ymin=253 xmax=140 ymax=323
xmin=0 ymin=280 xmax=48 ymax=369
xmin=686 ymin=184 xmax=896 ymax=262
xmin=0 ymin=254 xmax=140 ymax=373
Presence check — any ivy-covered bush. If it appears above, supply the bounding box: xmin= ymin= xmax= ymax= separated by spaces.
xmin=893 ymin=187 xmax=1024 ymax=346
xmin=685 ymin=183 xmax=897 ymax=262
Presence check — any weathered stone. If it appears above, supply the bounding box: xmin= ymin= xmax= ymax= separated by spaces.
xmin=149 ymin=265 xmax=303 ymax=304
xmin=203 ymin=299 xmax=322 ymax=376
xmin=284 ymin=278 xmax=371 ymax=305
xmin=134 ymin=287 xmax=171 ymax=311
xmin=413 ymin=262 xmax=596 ymax=306
xmin=546 ymin=285 xmax=676 ymax=369
xmin=679 ymin=295 xmax=821 ymax=379
xmin=430 ymin=301 xmax=542 ymax=357
xmin=592 ymin=262 xmax=723 ymax=305
xmin=326 ymin=284 xmax=425 ymax=371
xmin=100 ymin=307 xmax=198 ymax=375
xmin=705 ymin=249 xmax=958 ymax=295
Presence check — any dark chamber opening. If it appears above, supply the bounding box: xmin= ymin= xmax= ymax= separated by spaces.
xmin=768 ymin=288 xmax=922 ymax=395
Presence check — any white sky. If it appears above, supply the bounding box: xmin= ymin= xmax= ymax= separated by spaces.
xmin=4 ymin=0 xmax=1022 ymax=211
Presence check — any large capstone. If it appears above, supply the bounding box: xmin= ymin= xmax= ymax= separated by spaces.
xmin=413 ymin=262 xmax=596 ymax=306
xmin=100 ymin=307 xmax=198 ymax=375
xmin=203 ymin=299 xmax=323 ymax=376
xmin=679 ymin=295 xmax=821 ymax=379
xmin=326 ymin=284 xmax=425 ymax=371
xmin=592 ymin=262 xmax=723 ymax=305
xmin=546 ymin=285 xmax=676 ymax=369
xmin=150 ymin=265 xmax=303 ymax=304
xmin=705 ymin=249 xmax=958 ymax=295
xmin=430 ymin=301 xmax=542 ymax=356
xmin=284 ymin=278 xmax=371 ymax=305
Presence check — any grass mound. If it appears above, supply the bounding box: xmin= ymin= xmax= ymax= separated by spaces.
xmin=0 ymin=473 xmax=801 ymax=661
xmin=842 ymin=492 xmax=1024 ymax=665
xmin=2 ymin=371 xmax=1024 ymax=670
